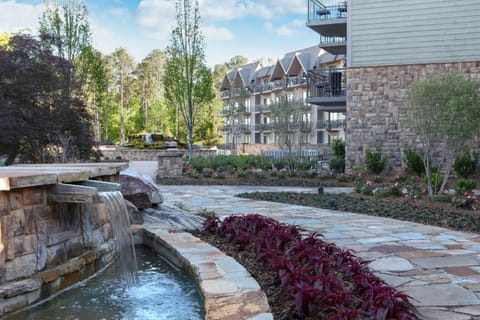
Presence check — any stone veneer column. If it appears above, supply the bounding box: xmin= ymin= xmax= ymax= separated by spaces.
xmin=157 ymin=151 xmax=185 ymax=178
xmin=346 ymin=61 xmax=480 ymax=173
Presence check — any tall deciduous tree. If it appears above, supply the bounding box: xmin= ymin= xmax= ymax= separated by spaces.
xmin=39 ymin=0 xmax=91 ymax=63
xmin=106 ymin=48 xmax=136 ymax=145
xmin=136 ymin=49 xmax=168 ymax=133
xmin=271 ymin=95 xmax=305 ymax=153
xmin=164 ymin=0 xmax=214 ymax=158
xmin=406 ymin=72 xmax=480 ymax=198
xmin=0 ymin=34 xmax=94 ymax=164
xmin=78 ymin=46 xmax=107 ymax=142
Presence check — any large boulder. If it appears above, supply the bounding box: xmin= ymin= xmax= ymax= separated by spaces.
xmin=120 ymin=169 xmax=164 ymax=209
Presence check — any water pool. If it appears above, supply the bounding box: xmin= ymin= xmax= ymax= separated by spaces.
xmin=11 ymin=246 xmax=205 ymax=320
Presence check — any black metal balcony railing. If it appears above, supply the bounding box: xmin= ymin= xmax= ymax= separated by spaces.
xmin=254 ymin=104 xmax=271 ymax=113
xmin=307 ymin=67 xmax=346 ymax=99
xmin=316 ymin=119 xmax=346 ymax=130
xmin=252 ymin=76 xmax=308 ymax=94
xmin=255 ymin=123 xmax=273 ymax=131
xmin=287 ymin=76 xmax=308 ymax=88
xmin=223 ymin=124 xmax=252 ymax=134
xmin=320 ymin=35 xmax=347 ymax=44
xmin=308 ymin=1 xmax=347 ymax=22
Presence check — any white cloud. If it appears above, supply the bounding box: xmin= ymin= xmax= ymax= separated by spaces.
xmin=0 ymin=1 xmax=44 ymax=34
xmin=109 ymin=7 xmax=131 ymax=21
xmin=203 ymin=25 xmax=234 ymax=41
xmin=264 ymin=20 xmax=304 ymax=37
xmin=136 ymin=0 xmax=176 ymax=41
xmin=198 ymin=0 xmax=306 ymax=21
xmin=135 ymin=0 xmax=307 ymax=41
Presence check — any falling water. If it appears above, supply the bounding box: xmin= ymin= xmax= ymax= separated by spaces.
xmin=98 ymin=191 xmax=138 ymax=286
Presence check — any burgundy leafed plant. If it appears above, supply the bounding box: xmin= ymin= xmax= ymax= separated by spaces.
xmin=202 ymin=214 xmax=419 ymax=320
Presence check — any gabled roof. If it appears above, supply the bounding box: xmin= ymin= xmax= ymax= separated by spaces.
xmin=270 ymin=60 xmax=287 ymax=80
xmin=286 ymin=46 xmax=323 ymax=76
xmin=255 ymin=65 xmax=273 ymax=79
xmin=220 ymin=72 xmax=233 ymax=90
xmin=220 ymin=61 xmax=261 ymax=90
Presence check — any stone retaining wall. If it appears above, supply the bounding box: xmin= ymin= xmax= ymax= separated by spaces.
xmin=346 ymin=61 xmax=480 ymax=173
xmin=0 ymin=184 xmax=117 ymax=315
xmin=0 ymin=241 xmax=117 ymax=316
xmin=101 ymin=148 xmax=217 ymax=161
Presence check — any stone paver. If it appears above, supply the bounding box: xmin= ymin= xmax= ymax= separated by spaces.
xmin=159 ymin=185 xmax=480 ymax=319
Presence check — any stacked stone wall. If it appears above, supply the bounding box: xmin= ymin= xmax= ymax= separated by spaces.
xmin=346 ymin=61 xmax=480 ymax=173
xmin=0 ymin=186 xmax=115 ymax=284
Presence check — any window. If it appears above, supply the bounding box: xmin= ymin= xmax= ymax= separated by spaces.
xmin=317 ymin=131 xmax=326 ymax=144
xmin=245 ymin=99 xmax=251 ymax=112
xmin=244 ymin=135 xmax=250 ymax=144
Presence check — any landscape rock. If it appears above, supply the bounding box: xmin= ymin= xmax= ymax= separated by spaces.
xmin=120 ymin=169 xmax=164 ymax=209
xmin=124 ymin=199 xmax=144 ymax=225
xmin=143 ymin=204 xmax=204 ymax=230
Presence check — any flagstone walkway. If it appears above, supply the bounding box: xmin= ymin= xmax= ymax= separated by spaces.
xmin=159 ymin=185 xmax=480 ymax=320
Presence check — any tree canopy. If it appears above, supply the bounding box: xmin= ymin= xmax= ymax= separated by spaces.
xmin=0 ymin=34 xmax=94 ymax=164
xmin=406 ymin=72 xmax=480 ymax=198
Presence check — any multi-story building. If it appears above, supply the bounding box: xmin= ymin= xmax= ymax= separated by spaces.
xmin=307 ymin=0 xmax=480 ymax=172
xmin=220 ymin=46 xmax=346 ymax=152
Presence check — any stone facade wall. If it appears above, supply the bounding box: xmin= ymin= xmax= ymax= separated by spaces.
xmin=346 ymin=61 xmax=480 ymax=173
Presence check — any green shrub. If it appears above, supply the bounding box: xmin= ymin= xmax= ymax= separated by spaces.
xmin=365 ymin=147 xmax=387 ymax=174
xmin=331 ymin=139 xmax=345 ymax=158
xmin=329 ymin=157 xmax=345 ymax=173
xmin=455 ymin=178 xmax=477 ymax=195
xmin=454 ymin=153 xmax=476 ymax=179
xmin=423 ymin=173 xmax=445 ymax=193
xmin=404 ymin=147 xmax=425 ymax=176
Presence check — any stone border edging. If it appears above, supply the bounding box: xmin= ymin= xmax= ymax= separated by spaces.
xmin=138 ymin=225 xmax=273 ymax=320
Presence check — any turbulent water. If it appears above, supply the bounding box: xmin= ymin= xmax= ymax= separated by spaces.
xmin=11 ymin=246 xmax=205 ymax=320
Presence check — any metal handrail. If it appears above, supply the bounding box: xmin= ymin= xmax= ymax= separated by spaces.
xmin=308 ymin=1 xmax=347 ymax=22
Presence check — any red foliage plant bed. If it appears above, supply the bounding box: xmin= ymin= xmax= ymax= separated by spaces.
xmin=202 ymin=214 xmax=419 ymax=320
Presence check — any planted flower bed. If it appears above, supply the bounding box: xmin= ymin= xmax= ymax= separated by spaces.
xmin=201 ymin=214 xmax=419 ymax=320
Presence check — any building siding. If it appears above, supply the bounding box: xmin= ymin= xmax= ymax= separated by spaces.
xmin=350 ymin=0 xmax=480 ymax=67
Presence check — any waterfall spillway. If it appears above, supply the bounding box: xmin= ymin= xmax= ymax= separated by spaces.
xmin=98 ymin=191 xmax=138 ymax=285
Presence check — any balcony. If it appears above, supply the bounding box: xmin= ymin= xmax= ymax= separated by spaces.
xmin=223 ymin=124 xmax=252 ymax=134
xmin=299 ymin=121 xmax=313 ymax=132
xmin=255 ymin=104 xmax=272 ymax=113
xmin=306 ymin=0 xmax=347 ymax=54
xmin=255 ymin=123 xmax=273 ymax=132
xmin=306 ymin=67 xmax=346 ymax=111
xmin=287 ymin=76 xmax=308 ymax=88
xmin=319 ymin=35 xmax=346 ymax=55
xmin=316 ymin=119 xmax=346 ymax=130
xmin=221 ymin=90 xmax=230 ymax=99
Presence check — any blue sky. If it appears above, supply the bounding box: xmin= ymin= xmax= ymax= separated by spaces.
xmin=0 ymin=0 xmax=318 ymax=67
